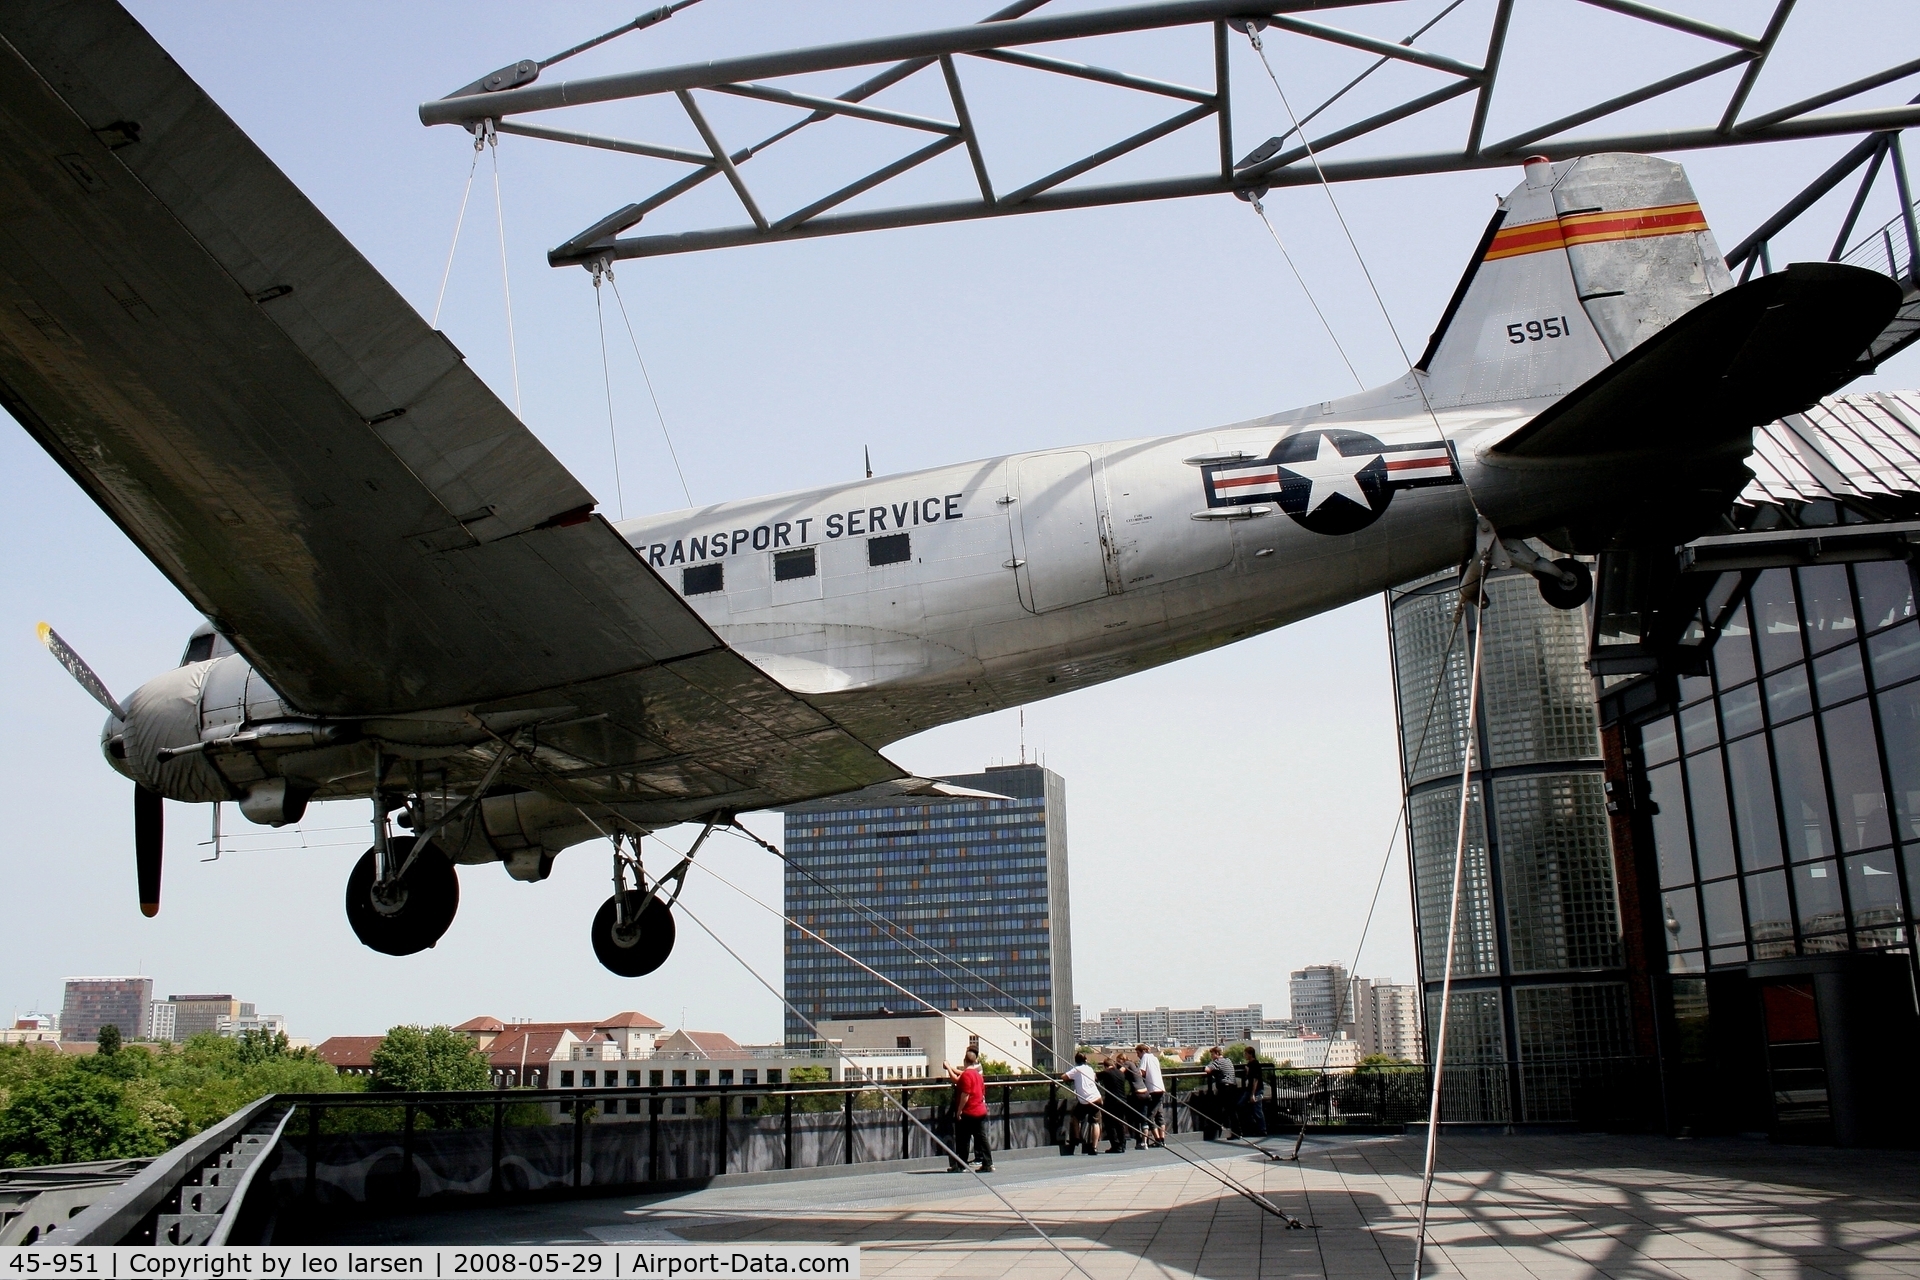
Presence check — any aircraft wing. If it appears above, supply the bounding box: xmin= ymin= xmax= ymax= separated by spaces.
xmin=1491 ymin=263 xmax=1902 ymax=460
xmin=0 ymin=1 xmax=902 ymax=813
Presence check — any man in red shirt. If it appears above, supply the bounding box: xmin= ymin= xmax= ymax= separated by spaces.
xmin=944 ymin=1048 xmax=994 ymax=1173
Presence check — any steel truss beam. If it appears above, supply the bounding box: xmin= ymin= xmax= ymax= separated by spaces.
xmin=415 ymin=0 xmax=1920 ymax=266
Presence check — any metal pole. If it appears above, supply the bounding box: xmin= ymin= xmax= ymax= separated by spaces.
xmin=1888 ymin=132 xmax=1920 ymax=288
xmin=573 ymin=1096 xmax=586 ymax=1188
xmin=1001 ymin=1079 xmax=1013 ymax=1150
xmin=401 ymin=1103 xmax=416 ymax=1200
xmin=716 ymin=1091 xmax=729 ymax=1177
xmin=491 ymin=1095 xmax=504 ymax=1196
xmin=901 ymin=1088 xmax=911 ymax=1160
xmin=844 ymin=1086 xmax=855 ymax=1164
xmin=304 ymin=1103 xmax=320 ymax=1202
xmin=783 ymin=1089 xmax=794 ymax=1170
xmin=649 ymin=1091 xmax=662 ymax=1183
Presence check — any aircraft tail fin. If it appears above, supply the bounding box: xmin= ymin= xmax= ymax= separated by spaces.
xmin=1415 ymin=153 xmax=1734 ymax=408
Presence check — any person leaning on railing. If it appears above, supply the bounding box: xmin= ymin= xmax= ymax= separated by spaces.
xmin=943 ymin=1048 xmax=994 ymax=1173
xmin=1134 ymin=1044 xmax=1166 ymax=1148
xmin=1201 ymin=1046 xmax=1237 ymax=1140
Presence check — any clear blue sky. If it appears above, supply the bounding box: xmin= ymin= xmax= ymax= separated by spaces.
xmin=4 ymin=1 xmax=1917 ymax=1041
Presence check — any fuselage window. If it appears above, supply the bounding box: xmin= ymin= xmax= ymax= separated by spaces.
xmin=683 ymin=563 xmax=724 ymax=595
xmin=775 ymin=547 xmax=817 ymax=580
xmin=869 ymin=533 xmax=911 ymax=566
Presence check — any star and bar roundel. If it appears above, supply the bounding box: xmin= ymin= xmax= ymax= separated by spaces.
xmin=1201 ymin=429 xmax=1461 ymax=535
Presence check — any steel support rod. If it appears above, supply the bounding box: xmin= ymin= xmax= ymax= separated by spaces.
xmin=968 ymin=46 xmax=1214 ymax=103
xmin=1830 ymin=139 xmax=1890 ymax=261
xmin=676 ymin=90 xmax=768 ymax=230
xmin=1263 ymin=13 xmax=1483 ymax=79
xmin=1570 ymin=0 xmax=1761 ymax=52
xmin=421 ymin=0 xmax=1401 ymax=126
xmin=941 ymin=56 xmax=996 ymax=203
xmin=494 ymin=119 xmax=715 ymax=165
xmin=710 ymin=82 xmax=961 ymax=134
xmin=1717 ymin=0 xmax=1796 ymax=133
xmin=554 ymin=103 xmax=1920 ymax=264
xmin=1465 ymin=0 xmax=1513 ymax=155
xmin=1483 ymin=49 xmax=1753 ymax=157
xmin=1724 ymin=112 xmax=1913 ymax=269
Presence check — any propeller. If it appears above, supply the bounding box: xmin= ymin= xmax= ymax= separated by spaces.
xmin=37 ymin=623 xmax=162 ymax=917
xmin=36 ymin=622 xmax=123 ymax=717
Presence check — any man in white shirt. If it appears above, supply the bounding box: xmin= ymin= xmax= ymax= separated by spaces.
xmin=1061 ymin=1052 xmax=1102 ymax=1155
xmin=1134 ymin=1043 xmax=1166 ymax=1148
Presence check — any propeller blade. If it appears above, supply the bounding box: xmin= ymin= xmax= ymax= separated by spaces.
xmin=36 ymin=622 xmax=122 ymax=717
xmin=135 ymin=784 xmax=163 ymax=918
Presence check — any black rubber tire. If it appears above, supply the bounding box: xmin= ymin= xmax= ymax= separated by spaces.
xmin=1538 ymin=557 xmax=1593 ymax=610
xmin=344 ymin=838 xmax=460 ymax=956
xmin=591 ymin=894 xmax=677 ymax=977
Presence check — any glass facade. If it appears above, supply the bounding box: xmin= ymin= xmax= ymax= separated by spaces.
xmin=1629 ymin=562 xmax=1919 ymax=974
xmin=782 ymin=763 xmax=1072 ymax=1066
xmin=1389 ymin=565 xmax=1638 ymax=1122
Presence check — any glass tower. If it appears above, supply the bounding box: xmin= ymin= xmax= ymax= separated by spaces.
xmin=1387 ymin=562 xmax=1639 ymax=1122
xmin=782 ymin=763 xmax=1073 ymax=1067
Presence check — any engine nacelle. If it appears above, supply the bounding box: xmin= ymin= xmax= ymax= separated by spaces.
xmin=414 ymin=790 xmax=605 ymax=882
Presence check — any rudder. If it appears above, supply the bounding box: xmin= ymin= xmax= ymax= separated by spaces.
xmin=1417 ymin=153 xmax=1734 ymax=409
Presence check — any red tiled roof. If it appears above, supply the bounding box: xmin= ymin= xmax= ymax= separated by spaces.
xmin=452 ymin=1016 xmax=505 ymax=1033
xmin=315 ymin=1035 xmax=385 ymax=1068
xmin=595 ymin=1011 xmax=663 ymax=1029
xmin=484 ymin=1028 xmax=573 ymax=1067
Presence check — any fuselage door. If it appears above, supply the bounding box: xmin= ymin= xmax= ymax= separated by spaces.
xmin=1013 ymin=451 xmax=1109 ymax=614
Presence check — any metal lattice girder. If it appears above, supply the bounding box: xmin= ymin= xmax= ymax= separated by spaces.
xmin=414 ymin=0 xmax=1920 ymax=266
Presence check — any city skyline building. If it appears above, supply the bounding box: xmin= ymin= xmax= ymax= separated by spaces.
xmin=1289 ymin=964 xmax=1352 ymax=1039
xmin=1388 ymin=557 xmax=1636 ymax=1123
xmin=1077 ymin=1004 xmax=1278 ymax=1046
xmin=783 ymin=762 xmax=1072 ymax=1066
xmin=1348 ymin=978 xmax=1424 ymax=1062
xmin=60 ymin=976 xmax=151 ymax=1044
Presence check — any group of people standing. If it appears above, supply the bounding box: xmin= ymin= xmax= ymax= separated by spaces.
xmin=937 ymin=1040 xmax=1273 ymax=1174
xmin=1059 ymin=1044 xmax=1168 ymax=1155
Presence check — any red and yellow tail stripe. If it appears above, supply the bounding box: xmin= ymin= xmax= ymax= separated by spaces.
xmin=1483 ymin=202 xmax=1708 ymax=261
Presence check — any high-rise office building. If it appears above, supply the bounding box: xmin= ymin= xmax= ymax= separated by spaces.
xmin=166 ymin=994 xmax=254 ymax=1041
xmin=60 ymin=976 xmax=152 ymax=1043
xmin=1349 ymin=978 xmax=1424 ymax=1062
xmin=1289 ymin=964 xmax=1351 ymax=1039
xmin=1388 ymin=560 xmax=1636 ymax=1122
xmin=783 ymin=762 xmax=1073 ymax=1067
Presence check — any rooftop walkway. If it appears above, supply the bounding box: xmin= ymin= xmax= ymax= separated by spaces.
xmin=305 ymin=1132 xmax=1920 ymax=1278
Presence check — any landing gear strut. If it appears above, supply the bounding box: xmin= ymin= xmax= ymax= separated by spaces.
xmin=1474 ymin=524 xmax=1593 ymax=610
xmin=343 ymin=744 xmax=461 ymax=956
xmin=591 ymin=821 xmax=720 ymax=977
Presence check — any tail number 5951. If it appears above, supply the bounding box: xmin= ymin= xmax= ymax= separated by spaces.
xmin=1508 ymin=316 xmax=1572 ymax=343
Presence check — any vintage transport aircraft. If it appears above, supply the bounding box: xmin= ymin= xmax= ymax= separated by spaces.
xmin=0 ymin=2 xmax=1903 ymax=974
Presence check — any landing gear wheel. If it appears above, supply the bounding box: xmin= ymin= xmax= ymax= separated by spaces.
xmin=1538 ymin=557 xmax=1592 ymax=610
xmin=592 ymin=894 xmax=677 ymax=977
xmin=345 ymin=837 xmax=459 ymax=956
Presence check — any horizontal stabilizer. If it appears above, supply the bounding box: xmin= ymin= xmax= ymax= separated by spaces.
xmin=1492 ymin=263 xmax=1900 ymax=460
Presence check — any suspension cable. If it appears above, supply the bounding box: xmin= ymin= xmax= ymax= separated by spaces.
xmin=678 ymin=852 xmax=1306 ymax=1228
xmin=1410 ymin=576 xmax=1490 ymax=1280
xmin=1247 ymin=196 xmax=1365 ymax=391
xmin=431 ymin=135 xmax=483 ymax=329
xmin=721 ymin=821 xmax=1062 ymax=1060
xmin=669 ymin=894 xmax=1100 ymax=1280
xmin=1287 ymin=600 xmax=1467 ymax=1161
xmin=1243 ymin=27 xmax=1420 ymax=374
xmin=485 ymin=121 xmax=523 ymax=417
xmin=607 ymin=272 xmax=695 ymax=508
xmin=592 ymin=267 xmax=627 ymax=520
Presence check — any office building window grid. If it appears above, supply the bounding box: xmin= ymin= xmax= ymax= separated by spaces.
xmin=783 ymin=766 xmax=1070 ymax=1060
xmin=1492 ymin=773 xmax=1623 ymax=973
xmin=1634 ymin=562 xmax=1919 ymax=974
xmin=1482 ymin=575 xmax=1604 ymax=768
xmin=1392 ymin=564 xmax=1636 ymax=1123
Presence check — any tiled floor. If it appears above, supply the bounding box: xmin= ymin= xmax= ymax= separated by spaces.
xmin=313 ymin=1132 xmax=1920 ymax=1278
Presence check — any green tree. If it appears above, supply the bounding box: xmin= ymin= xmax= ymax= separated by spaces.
xmin=369 ymin=1026 xmax=490 ymax=1093
xmin=0 ymin=1070 xmax=165 ymax=1167
xmin=95 ymin=1024 xmax=121 ymax=1056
